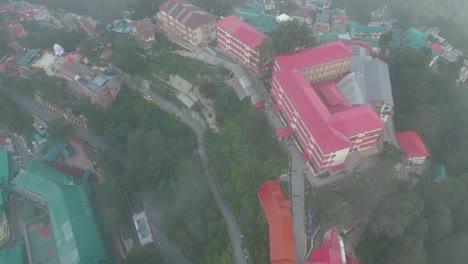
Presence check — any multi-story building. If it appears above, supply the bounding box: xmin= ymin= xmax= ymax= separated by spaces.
xmin=129 ymin=18 xmax=156 ymax=50
xmin=158 ymin=0 xmax=216 ymax=46
xmin=216 ymin=15 xmax=267 ymax=72
xmin=271 ymin=41 xmax=384 ymax=173
xmin=58 ymin=61 xmax=121 ymax=109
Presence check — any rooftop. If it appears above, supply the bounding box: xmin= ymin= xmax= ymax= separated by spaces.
xmin=12 ymin=160 xmax=108 ymax=264
xmin=349 ymin=21 xmax=382 ymax=34
xmin=275 ymin=41 xmax=353 ymax=70
xmin=306 ymin=227 xmax=360 ymax=264
xmin=159 ymin=0 xmax=216 ymax=30
xmin=130 ymin=18 xmax=155 ymax=39
xmin=234 ymin=2 xmax=277 ymax=33
xmin=216 ymin=15 xmax=267 ymax=49
xmin=17 ymin=49 xmax=39 ymax=67
xmin=79 ymin=16 xmax=97 ymax=38
xmin=258 ymin=180 xmax=295 ymax=264
xmin=395 ymin=130 xmax=430 ymax=158
xmin=343 ymin=56 xmax=394 ymax=106
xmin=0 ymin=149 xmax=8 ymax=185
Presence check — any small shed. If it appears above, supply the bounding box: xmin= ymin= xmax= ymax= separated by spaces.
xmin=433 ymin=163 xmax=447 ymax=183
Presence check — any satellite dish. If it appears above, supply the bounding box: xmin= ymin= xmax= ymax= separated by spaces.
xmin=53 ymin=43 xmax=65 ymax=56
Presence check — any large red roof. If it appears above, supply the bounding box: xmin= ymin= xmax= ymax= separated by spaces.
xmin=159 ymin=0 xmax=216 ymax=30
xmin=273 ymin=69 xmax=383 ymax=153
xmin=306 ymin=227 xmax=360 ymax=264
xmin=395 ymin=130 xmax=430 ymax=158
xmin=9 ymin=23 xmax=25 ymax=36
xmin=130 ymin=18 xmax=155 ymax=39
xmin=216 ymin=15 xmax=267 ymax=49
xmin=79 ymin=17 xmax=97 ymax=38
xmin=258 ymin=180 xmax=295 ymax=264
xmin=275 ymin=41 xmax=352 ymax=71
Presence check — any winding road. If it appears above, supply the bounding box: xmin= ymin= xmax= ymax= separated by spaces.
xmin=2 ymin=79 xmax=246 ymax=263
xmin=135 ymin=85 xmax=247 ymax=264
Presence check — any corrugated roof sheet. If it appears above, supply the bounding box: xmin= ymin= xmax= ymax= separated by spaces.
xmin=395 ymin=131 xmax=429 ymax=158
xmin=160 ymin=0 xmax=215 ymax=30
xmin=0 ymin=149 xmax=8 ymax=185
xmin=216 ymin=15 xmax=267 ymax=49
xmin=275 ymin=41 xmax=352 ymax=71
xmin=17 ymin=49 xmax=39 ymax=67
xmin=12 ymin=160 xmax=107 ymax=264
xmin=0 ymin=244 xmax=24 ymax=264
xmin=258 ymin=180 xmax=295 ymax=264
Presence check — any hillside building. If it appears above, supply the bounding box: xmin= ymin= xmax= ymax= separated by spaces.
xmin=58 ymin=61 xmax=121 ymax=109
xmin=216 ymin=15 xmax=267 ymax=72
xmin=158 ymin=0 xmax=216 ymax=46
xmin=271 ymin=41 xmax=384 ymax=173
xmin=12 ymin=160 xmax=108 ymax=264
xmin=129 ymin=18 xmax=156 ymax=50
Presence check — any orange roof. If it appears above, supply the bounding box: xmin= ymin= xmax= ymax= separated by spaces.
xmin=395 ymin=130 xmax=429 ymax=158
xmin=258 ymin=180 xmax=295 ymax=264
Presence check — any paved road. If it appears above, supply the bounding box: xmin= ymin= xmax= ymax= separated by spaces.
xmin=1 ymin=87 xmax=191 ymax=264
xmin=264 ymin=102 xmax=307 ymax=264
xmin=142 ymin=193 xmax=191 ymax=264
xmin=136 ymin=85 xmax=247 ymax=264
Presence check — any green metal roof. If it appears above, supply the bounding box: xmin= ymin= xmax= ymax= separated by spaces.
xmin=433 ymin=163 xmax=447 ymax=182
xmin=17 ymin=49 xmax=39 ymax=67
xmin=0 ymin=243 xmax=24 ymax=264
xmin=234 ymin=3 xmax=278 ymax=33
xmin=349 ymin=21 xmax=382 ymax=34
xmin=12 ymin=160 xmax=107 ymax=264
xmin=400 ymin=28 xmax=429 ymax=50
xmin=0 ymin=149 xmax=9 ymax=185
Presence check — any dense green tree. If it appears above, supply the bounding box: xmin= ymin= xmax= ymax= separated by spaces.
xmin=0 ymin=91 xmax=33 ymax=134
xmin=428 ymin=234 xmax=468 ymax=264
xmin=371 ymin=191 xmax=424 ymax=238
xmin=0 ymin=27 xmax=11 ymax=57
xmin=426 ymin=202 xmax=453 ymax=241
xmin=314 ymin=189 xmax=351 ymax=227
xmin=259 ymin=20 xmax=316 ymax=67
xmin=110 ymin=34 xmax=147 ymax=74
xmin=120 ymin=245 xmax=164 ymax=264
xmin=384 ymin=235 xmax=426 ymax=264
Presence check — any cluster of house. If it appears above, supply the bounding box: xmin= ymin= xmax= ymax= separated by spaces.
xmin=258 ymin=180 xmax=360 ymax=264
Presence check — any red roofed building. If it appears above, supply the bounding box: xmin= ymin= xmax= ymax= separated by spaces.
xmin=258 ymin=180 xmax=295 ymax=264
xmin=130 ymin=18 xmax=156 ymax=50
xmin=305 ymin=227 xmax=359 ymax=264
xmin=395 ymin=131 xmax=429 ymax=166
xmin=271 ymin=41 xmax=384 ymax=173
xmin=9 ymin=22 xmax=26 ymax=37
xmin=79 ymin=16 xmax=97 ymax=38
xmin=158 ymin=0 xmax=216 ymax=46
xmin=216 ymin=15 xmax=267 ymax=72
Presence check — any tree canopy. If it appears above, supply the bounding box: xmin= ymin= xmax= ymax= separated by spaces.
xmin=259 ymin=20 xmax=316 ymax=67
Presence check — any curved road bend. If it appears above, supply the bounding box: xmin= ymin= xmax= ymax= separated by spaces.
xmin=1 ymin=88 xmax=191 ymax=264
xmin=140 ymin=88 xmax=247 ymax=264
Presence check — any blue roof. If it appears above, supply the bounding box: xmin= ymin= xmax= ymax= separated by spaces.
xmin=33 ymin=133 xmax=43 ymax=142
xmin=433 ymin=163 xmax=447 ymax=182
xmin=92 ymin=75 xmax=112 ymax=87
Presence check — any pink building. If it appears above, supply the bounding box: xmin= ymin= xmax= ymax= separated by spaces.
xmin=271 ymin=42 xmax=384 ymax=173
xmin=130 ymin=18 xmax=156 ymax=50
xmin=216 ymin=15 xmax=267 ymax=72
xmin=58 ymin=61 xmax=121 ymax=109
